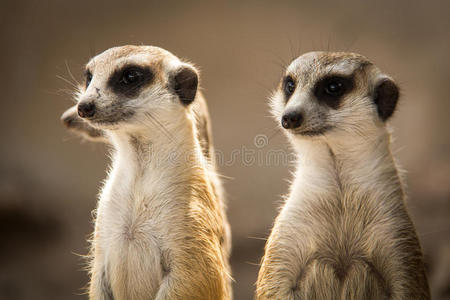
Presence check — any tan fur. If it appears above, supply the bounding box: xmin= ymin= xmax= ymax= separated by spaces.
xmin=62 ymin=45 xmax=231 ymax=300
xmin=256 ymin=52 xmax=430 ymax=299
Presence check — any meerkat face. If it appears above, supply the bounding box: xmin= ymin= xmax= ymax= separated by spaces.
xmin=271 ymin=51 xmax=399 ymax=138
xmin=76 ymin=45 xmax=198 ymax=131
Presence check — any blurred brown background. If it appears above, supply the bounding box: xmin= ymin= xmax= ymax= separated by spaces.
xmin=0 ymin=0 xmax=449 ymax=299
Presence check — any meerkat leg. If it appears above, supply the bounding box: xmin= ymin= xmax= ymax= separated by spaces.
xmin=257 ymin=238 xmax=307 ymax=300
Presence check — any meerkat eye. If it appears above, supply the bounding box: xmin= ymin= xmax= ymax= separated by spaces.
xmin=108 ymin=65 xmax=154 ymax=97
xmin=314 ymin=75 xmax=354 ymax=109
xmin=321 ymin=77 xmax=349 ymax=97
xmin=86 ymin=71 xmax=93 ymax=88
xmin=283 ymin=75 xmax=296 ymax=99
xmin=121 ymin=68 xmax=143 ymax=85
xmin=325 ymin=80 xmax=344 ymax=96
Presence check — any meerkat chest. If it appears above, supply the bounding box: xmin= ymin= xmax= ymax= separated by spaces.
xmin=283 ymin=165 xmax=397 ymax=254
xmin=96 ymin=169 xmax=172 ymax=295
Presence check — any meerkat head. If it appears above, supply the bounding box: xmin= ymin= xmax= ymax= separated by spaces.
xmin=76 ymin=45 xmax=199 ymax=132
xmin=271 ymin=51 xmax=399 ymax=140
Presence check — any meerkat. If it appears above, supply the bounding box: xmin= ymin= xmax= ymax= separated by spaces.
xmin=67 ymin=45 xmax=232 ymax=300
xmin=256 ymin=52 xmax=430 ymax=300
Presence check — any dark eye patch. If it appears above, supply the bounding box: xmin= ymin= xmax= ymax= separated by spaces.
xmin=313 ymin=75 xmax=354 ymax=109
xmin=85 ymin=70 xmax=93 ymax=88
xmin=107 ymin=64 xmax=154 ymax=98
xmin=282 ymin=75 xmax=296 ymax=101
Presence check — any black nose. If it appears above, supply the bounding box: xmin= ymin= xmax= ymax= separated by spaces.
xmin=78 ymin=102 xmax=96 ymax=118
xmin=281 ymin=111 xmax=303 ymax=129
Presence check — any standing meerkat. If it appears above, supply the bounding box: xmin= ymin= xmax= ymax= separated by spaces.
xmin=256 ymin=52 xmax=430 ymax=300
xmin=68 ymin=45 xmax=231 ymax=300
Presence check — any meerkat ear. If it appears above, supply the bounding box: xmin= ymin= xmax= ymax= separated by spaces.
xmin=373 ymin=77 xmax=399 ymax=121
xmin=171 ymin=66 xmax=198 ymax=106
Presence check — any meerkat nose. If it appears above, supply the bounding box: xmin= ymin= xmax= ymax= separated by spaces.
xmin=281 ymin=111 xmax=303 ymax=129
xmin=78 ymin=101 xmax=96 ymax=118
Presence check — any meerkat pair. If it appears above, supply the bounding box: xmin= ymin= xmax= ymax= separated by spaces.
xmin=61 ymin=46 xmax=430 ymax=299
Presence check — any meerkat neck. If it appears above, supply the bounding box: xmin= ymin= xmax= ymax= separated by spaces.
xmin=291 ymin=130 xmax=403 ymax=207
xmin=327 ymin=130 xmax=402 ymax=196
xmin=101 ymin=119 xmax=209 ymax=208
xmin=110 ymin=125 xmax=198 ymax=170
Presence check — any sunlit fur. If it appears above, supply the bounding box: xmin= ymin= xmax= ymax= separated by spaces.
xmin=256 ymin=52 xmax=430 ymax=299
xmin=68 ymin=45 xmax=231 ymax=300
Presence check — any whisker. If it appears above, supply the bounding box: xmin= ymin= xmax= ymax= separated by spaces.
xmin=56 ymin=75 xmax=79 ymax=89
xmin=245 ymin=261 xmax=262 ymax=267
xmin=65 ymin=60 xmax=81 ymax=86
xmin=44 ymin=89 xmax=78 ymax=101
xmin=267 ymin=127 xmax=281 ymax=142
xmin=144 ymin=112 xmax=174 ymax=141
xmin=247 ymin=235 xmax=268 ymax=241
xmin=209 ymin=171 xmax=234 ymax=181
